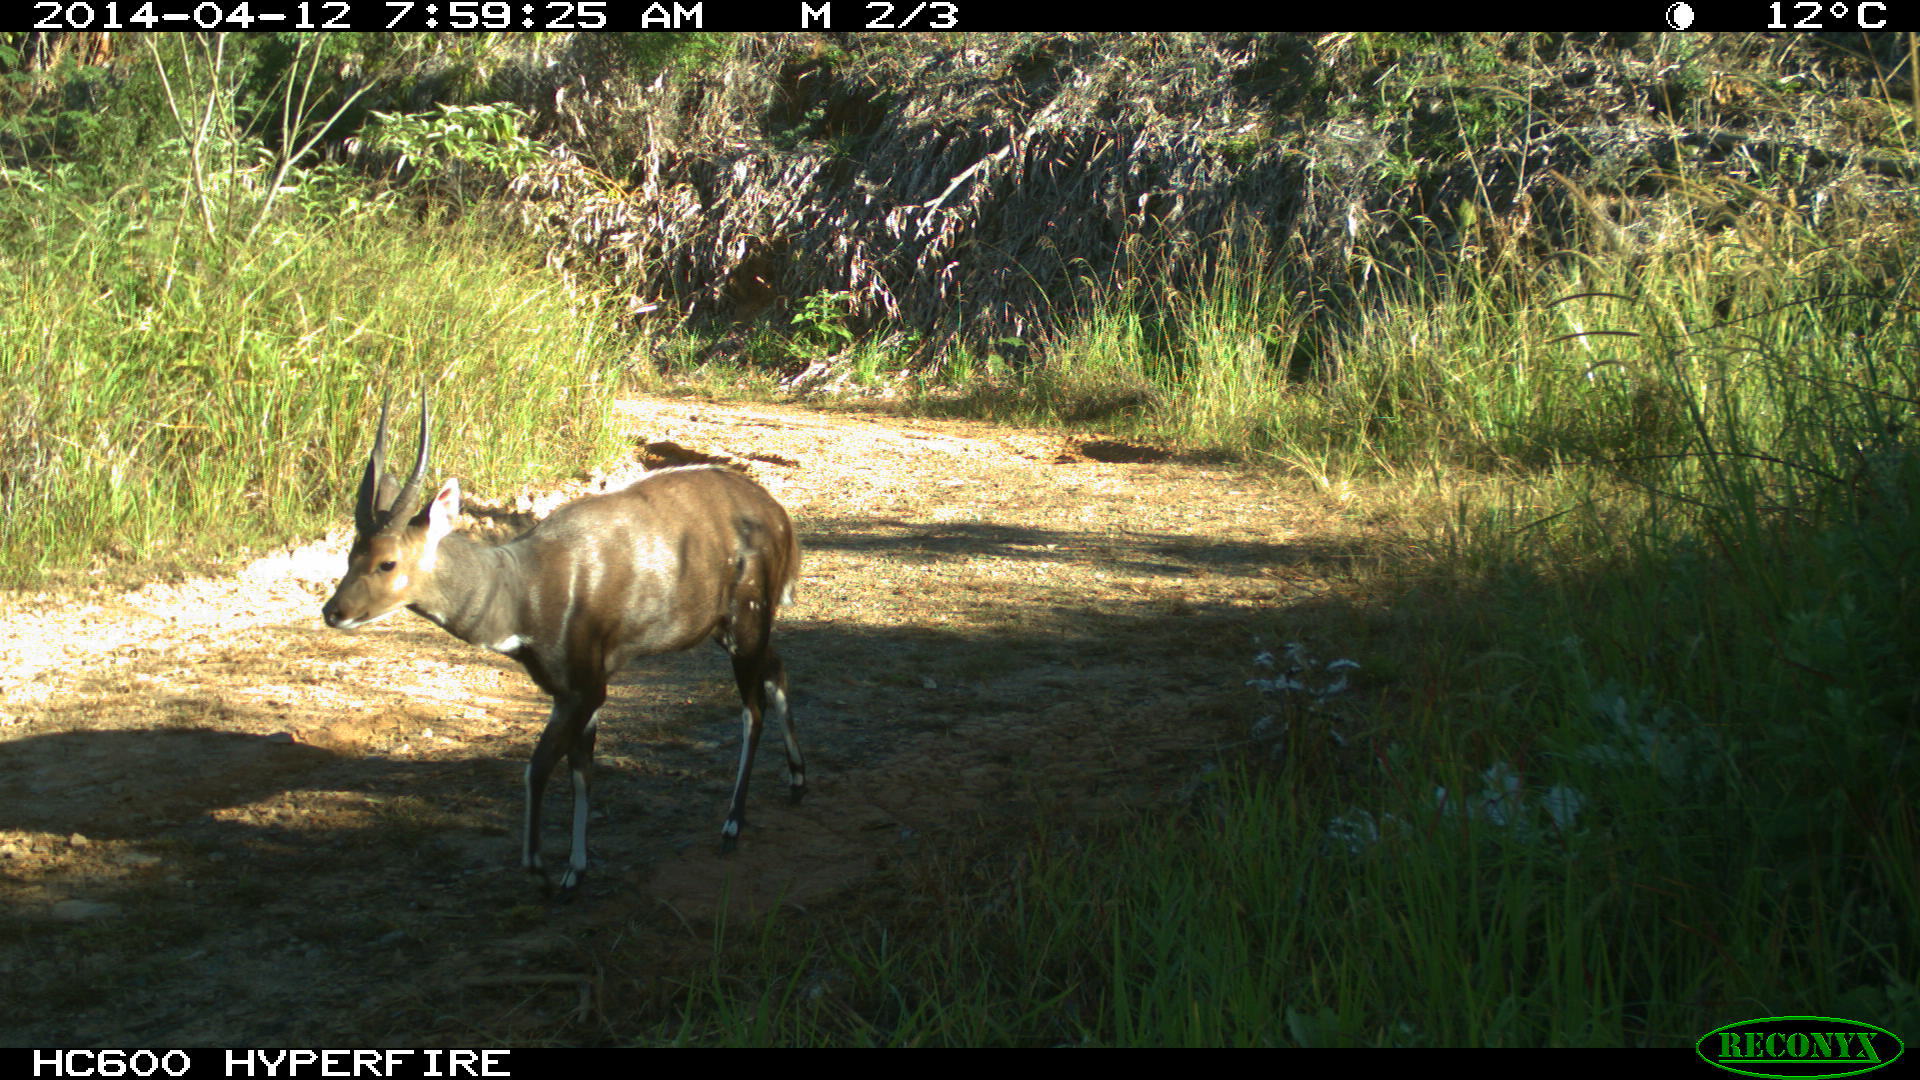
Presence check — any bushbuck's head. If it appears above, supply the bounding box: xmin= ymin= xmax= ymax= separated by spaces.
xmin=321 ymin=390 xmax=461 ymax=630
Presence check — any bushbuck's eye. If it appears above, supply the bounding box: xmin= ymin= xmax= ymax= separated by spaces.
xmin=379 ymin=560 xmax=398 ymax=572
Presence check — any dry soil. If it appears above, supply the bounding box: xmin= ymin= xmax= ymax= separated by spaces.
xmin=0 ymin=397 xmax=1354 ymax=1045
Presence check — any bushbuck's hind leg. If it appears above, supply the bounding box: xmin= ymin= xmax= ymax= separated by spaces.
xmin=761 ymin=651 xmax=804 ymax=805
xmin=720 ymin=654 xmax=767 ymax=854
xmin=718 ymin=575 xmax=804 ymax=851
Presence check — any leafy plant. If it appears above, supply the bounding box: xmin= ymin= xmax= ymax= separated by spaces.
xmin=357 ymin=101 xmax=547 ymax=201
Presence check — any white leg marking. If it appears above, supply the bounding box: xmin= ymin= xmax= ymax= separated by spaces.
xmin=727 ymin=706 xmax=756 ymax=831
xmin=767 ymin=682 xmax=803 ymax=780
xmin=559 ymin=707 xmax=601 ymax=891
xmin=562 ymin=767 xmax=589 ymax=889
xmin=733 ymin=707 xmax=755 ymax=781
xmin=522 ymin=762 xmax=539 ymax=871
xmin=570 ymin=767 xmax=590 ymax=868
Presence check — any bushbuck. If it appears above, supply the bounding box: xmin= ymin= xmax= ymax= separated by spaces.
xmin=321 ymin=390 xmax=804 ymax=894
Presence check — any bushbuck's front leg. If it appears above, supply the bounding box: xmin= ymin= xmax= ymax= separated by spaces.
xmin=559 ymin=701 xmax=603 ymax=895
xmin=524 ymin=693 xmax=596 ymax=895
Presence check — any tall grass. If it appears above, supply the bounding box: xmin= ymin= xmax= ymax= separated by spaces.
xmin=0 ymin=47 xmax=634 ymax=587
xmin=937 ymin=194 xmax=1913 ymax=488
xmin=661 ymin=192 xmax=1919 ymax=1045
xmin=0 ymin=197 xmax=630 ymax=585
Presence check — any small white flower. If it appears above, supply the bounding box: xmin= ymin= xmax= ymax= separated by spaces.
xmin=1542 ymin=785 xmax=1586 ymax=829
xmin=1326 ymin=810 xmax=1381 ymax=854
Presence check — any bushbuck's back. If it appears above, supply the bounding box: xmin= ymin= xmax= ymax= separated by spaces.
xmin=497 ymin=467 xmax=800 ymax=669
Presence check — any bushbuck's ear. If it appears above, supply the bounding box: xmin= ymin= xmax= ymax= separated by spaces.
xmin=421 ymin=477 xmax=461 ymax=549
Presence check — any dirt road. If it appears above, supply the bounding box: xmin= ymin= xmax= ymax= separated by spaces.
xmin=0 ymin=398 xmax=1347 ymax=1045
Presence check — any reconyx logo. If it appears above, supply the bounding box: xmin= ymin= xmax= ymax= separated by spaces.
xmin=1696 ymin=1016 xmax=1904 ymax=1079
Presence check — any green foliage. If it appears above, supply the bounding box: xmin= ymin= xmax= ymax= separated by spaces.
xmin=1344 ymin=33 xmax=1538 ymax=172
xmin=0 ymin=189 xmax=630 ymax=585
xmin=790 ymin=289 xmax=858 ymax=350
xmin=356 ymin=100 xmax=548 ymax=214
xmin=608 ymin=32 xmax=736 ymax=80
xmin=770 ymin=103 xmax=831 ymax=153
xmin=0 ymin=48 xmax=157 ymax=171
xmin=0 ymin=37 xmax=628 ymax=586
xmin=362 ymin=102 xmax=546 ymax=185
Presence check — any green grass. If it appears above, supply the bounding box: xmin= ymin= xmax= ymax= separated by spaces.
xmin=645 ymin=187 xmax=1920 ymax=1045
xmin=0 ymin=183 xmax=633 ymax=586
xmin=0 ymin=34 xmax=642 ymax=586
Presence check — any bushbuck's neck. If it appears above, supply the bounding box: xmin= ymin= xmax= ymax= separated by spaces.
xmin=407 ymin=532 xmax=528 ymax=647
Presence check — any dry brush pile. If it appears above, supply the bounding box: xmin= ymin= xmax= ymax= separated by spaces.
xmin=432 ymin=33 xmax=1916 ymax=368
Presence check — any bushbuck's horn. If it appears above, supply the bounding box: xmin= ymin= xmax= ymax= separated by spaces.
xmin=388 ymin=385 xmax=430 ymax=523
xmin=354 ymin=392 xmax=394 ymax=536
